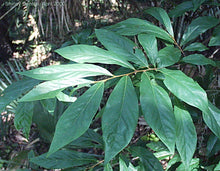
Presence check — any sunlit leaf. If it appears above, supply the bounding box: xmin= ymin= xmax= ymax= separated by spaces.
xmin=48 ymin=82 xmax=104 ymax=156
xmin=102 ymin=76 xmax=139 ymax=163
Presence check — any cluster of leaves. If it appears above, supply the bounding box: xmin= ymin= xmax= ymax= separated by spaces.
xmin=0 ymin=1 xmax=220 ymax=170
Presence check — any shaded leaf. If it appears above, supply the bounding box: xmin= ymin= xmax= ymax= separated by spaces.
xmin=18 ymin=64 xmax=113 ymax=81
xmin=130 ymin=146 xmax=163 ymax=171
xmin=209 ymin=25 xmax=220 ymax=46
xmin=19 ymin=79 xmax=92 ymax=102
xmin=181 ymin=16 xmax=219 ymax=46
xmin=206 ymin=134 xmax=220 ymax=157
xmin=160 ymin=68 xmax=208 ymax=112
xmin=140 ymin=73 xmax=176 ymax=153
xmin=48 ymin=82 xmax=104 ymax=156
xmin=174 ymin=99 xmax=197 ymax=167
xmin=192 ymin=0 xmax=205 ymax=11
xmin=182 ymin=54 xmax=216 ymax=66
xmin=0 ymin=78 xmax=40 ymax=112
xmin=184 ymin=42 xmax=208 ymax=52
xmin=102 ymin=76 xmax=139 ymax=163
xmin=202 ymin=101 xmax=220 ymax=139
xmin=145 ymin=7 xmax=174 ymax=36
xmin=157 ymin=46 xmax=181 ymax=67
xmin=107 ymin=18 xmax=174 ymax=43
xmin=14 ymin=102 xmax=34 ymax=138
xmin=95 ymin=29 xmax=148 ymax=67
xmin=55 ymin=45 xmax=134 ymax=69
xmin=30 ymin=149 xmax=97 ymax=169
xmin=138 ymin=34 xmax=158 ymax=66
xmin=169 ymin=1 xmax=193 ymax=18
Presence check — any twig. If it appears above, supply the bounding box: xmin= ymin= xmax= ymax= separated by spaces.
xmin=0 ymin=2 xmax=20 ymax=20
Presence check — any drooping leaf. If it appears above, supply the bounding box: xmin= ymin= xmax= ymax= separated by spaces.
xmin=184 ymin=42 xmax=208 ymax=52
xmin=102 ymin=76 xmax=139 ymax=163
xmin=174 ymin=99 xmax=197 ymax=167
xmin=160 ymin=68 xmax=208 ymax=112
xmin=181 ymin=16 xmax=219 ymax=46
xmin=107 ymin=18 xmax=174 ymax=43
xmin=169 ymin=1 xmax=193 ymax=18
xmin=138 ymin=34 xmax=158 ymax=66
xmin=18 ymin=64 xmax=113 ymax=81
xmin=157 ymin=46 xmax=181 ymax=68
xmin=181 ymin=54 xmax=216 ymax=66
xmin=48 ymin=82 xmax=104 ymax=156
xmin=19 ymin=78 xmax=92 ymax=102
xmin=30 ymin=149 xmax=97 ymax=169
xmin=130 ymin=146 xmax=163 ymax=171
xmin=209 ymin=25 xmax=220 ymax=46
xmin=14 ymin=102 xmax=34 ymax=138
xmin=55 ymin=45 xmax=134 ymax=69
xmin=95 ymin=29 xmax=148 ymax=67
xmin=202 ymin=101 xmax=220 ymax=139
xmin=0 ymin=78 xmax=41 ymax=112
xmin=145 ymin=7 xmax=174 ymax=36
xmin=140 ymin=73 xmax=176 ymax=153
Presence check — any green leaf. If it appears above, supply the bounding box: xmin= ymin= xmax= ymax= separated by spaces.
xmin=192 ymin=0 xmax=205 ymax=11
xmin=209 ymin=25 xmax=220 ymax=46
xmin=107 ymin=18 xmax=174 ymax=43
xmin=48 ymin=82 xmax=104 ymax=156
xmin=119 ymin=157 xmax=128 ymax=170
xmin=140 ymin=73 xmax=176 ymax=153
xmin=0 ymin=78 xmax=41 ymax=112
xmin=215 ymin=162 xmax=220 ymax=171
xmin=19 ymin=78 xmax=92 ymax=102
xmin=169 ymin=1 xmax=193 ymax=18
xmin=104 ymin=163 xmax=113 ymax=171
xmin=95 ymin=29 xmax=148 ymax=67
xmin=40 ymin=98 xmax=56 ymax=115
xmin=18 ymin=64 xmax=113 ymax=81
xmin=14 ymin=102 xmax=34 ymax=138
xmin=145 ymin=7 xmax=174 ymax=36
xmin=55 ymin=45 xmax=134 ymax=69
xmin=184 ymin=42 xmax=208 ymax=52
xmin=30 ymin=149 xmax=97 ymax=169
xmin=182 ymin=54 xmax=216 ymax=66
xmin=160 ymin=68 xmax=208 ymax=112
xmin=176 ymin=158 xmax=200 ymax=171
xmin=56 ymin=92 xmax=77 ymax=102
xmin=181 ymin=16 xmax=219 ymax=46
xmin=130 ymin=146 xmax=163 ymax=171
xmin=102 ymin=76 xmax=139 ymax=163
xmin=174 ymin=99 xmax=197 ymax=167
xmin=157 ymin=46 xmax=181 ymax=68
xmin=138 ymin=34 xmax=158 ymax=66
xmin=206 ymin=134 xmax=220 ymax=157
xmin=203 ymin=102 xmax=220 ymax=139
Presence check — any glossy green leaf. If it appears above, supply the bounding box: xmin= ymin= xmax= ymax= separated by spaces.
xmin=174 ymin=100 xmax=197 ymax=167
xmin=19 ymin=78 xmax=92 ymax=102
xmin=169 ymin=1 xmax=193 ymax=18
xmin=30 ymin=149 xmax=97 ymax=169
xmin=0 ymin=78 xmax=41 ymax=112
xmin=182 ymin=54 xmax=216 ymax=66
xmin=202 ymin=101 xmax=220 ymax=139
xmin=140 ymin=73 xmax=176 ymax=153
xmin=119 ymin=157 xmax=128 ymax=170
xmin=209 ymin=25 xmax=220 ymax=46
xmin=160 ymin=68 xmax=208 ymax=112
xmin=48 ymin=82 xmax=104 ymax=156
xmin=95 ymin=29 xmax=148 ymax=67
xmin=184 ymin=42 xmax=208 ymax=52
xmin=215 ymin=162 xmax=220 ymax=171
xmin=181 ymin=16 xmax=219 ymax=46
xmin=145 ymin=7 xmax=174 ymax=36
xmin=107 ymin=18 xmax=174 ymax=43
xmin=157 ymin=46 xmax=181 ymax=68
xmin=138 ymin=34 xmax=158 ymax=66
xmin=104 ymin=163 xmax=113 ymax=171
xmin=130 ymin=146 xmax=163 ymax=171
xmin=18 ymin=64 xmax=113 ymax=81
xmin=56 ymin=92 xmax=77 ymax=102
xmin=55 ymin=45 xmax=134 ymax=69
xmin=102 ymin=76 xmax=139 ymax=163
xmin=192 ymin=0 xmax=205 ymax=11
xmin=176 ymin=158 xmax=200 ymax=171
xmin=14 ymin=102 xmax=34 ymax=138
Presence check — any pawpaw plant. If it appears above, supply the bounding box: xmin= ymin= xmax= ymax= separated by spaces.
xmin=0 ymin=5 xmax=220 ymax=171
